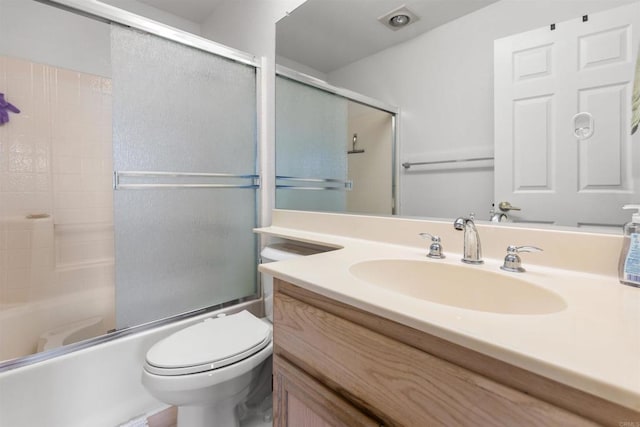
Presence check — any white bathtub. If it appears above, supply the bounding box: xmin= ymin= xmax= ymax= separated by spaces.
xmin=0 ymin=285 xmax=115 ymax=361
xmin=1 ymin=215 xmax=116 ymax=361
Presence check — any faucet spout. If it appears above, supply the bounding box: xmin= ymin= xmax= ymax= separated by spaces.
xmin=454 ymin=214 xmax=483 ymax=264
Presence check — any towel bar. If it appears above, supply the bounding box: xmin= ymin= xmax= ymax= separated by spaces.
xmin=276 ymin=176 xmax=353 ymax=191
xmin=402 ymin=156 xmax=494 ymax=169
xmin=113 ymin=171 xmax=260 ymax=189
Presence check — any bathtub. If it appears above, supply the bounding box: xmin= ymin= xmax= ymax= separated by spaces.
xmin=36 ymin=315 xmax=105 ymax=352
xmin=0 ymin=285 xmax=115 ymax=361
xmin=0 ymin=215 xmax=115 ymax=361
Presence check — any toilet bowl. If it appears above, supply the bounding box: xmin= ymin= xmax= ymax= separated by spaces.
xmin=142 ymin=310 xmax=272 ymax=427
xmin=142 ymin=243 xmax=326 ymax=427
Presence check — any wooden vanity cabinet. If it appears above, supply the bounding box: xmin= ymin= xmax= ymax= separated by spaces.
xmin=273 ymin=279 xmax=639 ymax=427
xmin=273 ymin=355 xmax=380 ymax=427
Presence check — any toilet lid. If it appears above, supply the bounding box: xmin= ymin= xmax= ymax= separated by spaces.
xmin=145 ymin=310 xmax=272 ymax=376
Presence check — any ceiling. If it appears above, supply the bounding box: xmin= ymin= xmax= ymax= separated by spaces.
xmin=103 ymin=0 xmax=499 ymax=74
xmin=137 ymin=0 xmax=224 ymax=23
xmin=276 ymin=0 xmax=499 ymax=74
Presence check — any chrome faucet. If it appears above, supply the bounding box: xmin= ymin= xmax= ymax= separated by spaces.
xmin=419 ymin=233 xmax=445 ymax=259
xmin=453 ymin=214 xmax=483 ymax=264
xmin=500 ymin=245 xmax=543 ymax=272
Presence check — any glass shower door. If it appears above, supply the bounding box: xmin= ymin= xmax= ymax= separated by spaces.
xmin=275 ymin=76 xmax=348 ymax=212
xmin=111 ymin=26 xmax=258 ymax=328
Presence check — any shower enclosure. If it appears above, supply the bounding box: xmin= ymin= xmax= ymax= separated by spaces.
xmin=0 ymin=0 xmax=260 ymax=366
xmin=275 ymin=68 xmax=398 ymax=215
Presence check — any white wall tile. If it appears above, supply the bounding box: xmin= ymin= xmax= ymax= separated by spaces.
xmin=7 ymin=249 xmax=30 ymax=270
xmin=54 ymin=192 xmax=90 ymax=209
xmin=54 ymin=156 xmax=82 ymax=174
xmin=6 ymin=230 xmax=30 ymax=249
xmin=54 ymin=173 xmax=82 ymax=192
xmin=0 ymin=250 xmax=7 ymax=270
xmin=31 ymin=228 xmax=54 ymax=249
xmin=1 ymin=55 xmax=115 ymax=342
xmin=81 ymin=157 xmax=102 ymax=174
xmin=35 ymin=174 xmax=50 ymax=192
xmin=4 ymin=173 xmax=37 ymax=192
xmin=6 ymin=268 xmax=29 ymax=289
xmin=0 ymin=286 xmax=29 ymax=304
xmin=30 ymin=247 xmax=54 ymax=269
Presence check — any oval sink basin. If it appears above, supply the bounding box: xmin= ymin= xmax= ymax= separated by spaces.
xmin=349 ymin=260 xmax=567 ymax=315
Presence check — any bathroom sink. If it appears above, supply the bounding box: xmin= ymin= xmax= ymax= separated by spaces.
xmin=349 ymin=260 xmax=567 ymax=315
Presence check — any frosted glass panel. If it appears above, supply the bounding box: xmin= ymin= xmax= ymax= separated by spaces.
xmin=276 ymin=76 xmax=348 ymax=211
xmin=111 ymin=27 xmax=256 ymax=174
xmin=111 ymin=26 xmax=257 ymax=328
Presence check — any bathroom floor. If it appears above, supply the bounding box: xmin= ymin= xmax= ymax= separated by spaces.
xmin=240 ymin=413 xmax=273 ymax=427
xmin=147 ymin=407 xmax=177 ymax=427
xmin=147 ymin=406 xmax=272 ymax=427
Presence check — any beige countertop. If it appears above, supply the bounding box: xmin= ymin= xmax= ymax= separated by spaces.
xmin=256 ymin=218 xmax=640 ymax=412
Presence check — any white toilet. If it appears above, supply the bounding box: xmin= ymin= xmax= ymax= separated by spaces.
xmin=141 ymin=243 xmax=322 ymax=427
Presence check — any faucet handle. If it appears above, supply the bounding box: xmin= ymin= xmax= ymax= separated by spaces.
xmin=500 ymin=245 xmax=543 ymax=273
xmin=419 ymin=233 xmax=445 ymax=259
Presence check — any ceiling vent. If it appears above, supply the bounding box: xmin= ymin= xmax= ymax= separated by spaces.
xmin=378 ymin=5 xmax=420 ymax=31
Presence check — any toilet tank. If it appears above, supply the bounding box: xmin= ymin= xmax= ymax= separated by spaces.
xmin=260 ymin=242 xmax=327 ymax=322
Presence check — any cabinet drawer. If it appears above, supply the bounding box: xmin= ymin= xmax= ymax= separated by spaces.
xmin=274 ymin=289 xmax=597 ymax=427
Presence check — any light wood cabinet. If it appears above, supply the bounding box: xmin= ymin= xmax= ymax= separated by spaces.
xmin=273 ymin=279 xmax=639 ymax=427
xmin=273 ymin=355 xmax=379 ymax=427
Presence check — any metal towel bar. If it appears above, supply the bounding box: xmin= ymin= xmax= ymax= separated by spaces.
xmin=114 ymin=171 xmax=260 ymax=190
xmin=402 ymin=156 xmax=494 ymax=169
xmin=276 ymin=176 xmax=353 ymax=191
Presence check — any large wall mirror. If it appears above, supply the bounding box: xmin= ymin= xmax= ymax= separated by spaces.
xmin=276 ymin=0 xmax=640 ymax=231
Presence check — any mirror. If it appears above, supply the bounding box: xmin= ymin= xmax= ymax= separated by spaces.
xmin=276 ymin=0 xmax=640 ymax=231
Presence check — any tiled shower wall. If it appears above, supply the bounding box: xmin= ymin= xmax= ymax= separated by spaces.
xmin=0 ymin=55 xmax=114 ymax=358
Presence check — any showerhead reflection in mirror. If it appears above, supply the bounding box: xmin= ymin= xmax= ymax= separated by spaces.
xmin=0 ymin=93 xmax=20 ymax=125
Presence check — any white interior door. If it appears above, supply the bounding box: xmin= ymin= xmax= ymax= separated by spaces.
xmin=494 ymin=2 xmax=640 ymax=228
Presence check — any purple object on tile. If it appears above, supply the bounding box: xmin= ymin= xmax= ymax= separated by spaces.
xmin=0 ymin=93 xmax=20 ymax=125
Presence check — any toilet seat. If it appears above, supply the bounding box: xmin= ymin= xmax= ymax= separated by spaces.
xmin=145 ymin=310 xmax=272 ymax=376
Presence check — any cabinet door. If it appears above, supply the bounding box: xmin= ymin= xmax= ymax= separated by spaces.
xmin=274 ymin=283 xmax=601 ymax=426
xmin=273 ymin=355 xmax=380 ymax=427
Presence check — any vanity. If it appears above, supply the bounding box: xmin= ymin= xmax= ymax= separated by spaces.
xmin=258 ymin=210 xmax=640 ymax=426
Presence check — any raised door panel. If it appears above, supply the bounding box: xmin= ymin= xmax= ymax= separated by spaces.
xmin=513 ymin=95 xmax=555 ymax=191
xmin=578 ymin=84 xmax=629 ymax=191
xmin=287 ymin=394 xmax=332 ymax=427
xmin=579 ymin=25 xmax=631 ymax=70
xmin=273 ymin=355 xmax=379 ymax=427
xmin=513 ymin=43 xmax=554 ymax=82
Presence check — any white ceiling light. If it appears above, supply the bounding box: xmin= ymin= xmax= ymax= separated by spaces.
xmin=378 ymin=5 xmax=420 ymax=31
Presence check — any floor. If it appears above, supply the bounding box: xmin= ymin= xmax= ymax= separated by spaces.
xmin=241 ymin=413 xmax=273 ymax=427
xmin=147 ymin=407 xmax=177 ymax=427
xmin=146 ymin=406 xmax=272 ymax=427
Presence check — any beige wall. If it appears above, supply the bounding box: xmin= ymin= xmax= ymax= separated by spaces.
xmin=347 ymin=103 xmax=393 ymax=215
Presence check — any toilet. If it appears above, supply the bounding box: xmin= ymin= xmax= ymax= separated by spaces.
xmin=141 ymin=242 xmax=323 ymax=427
